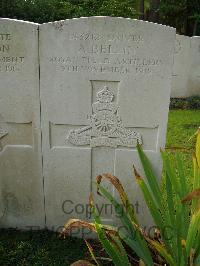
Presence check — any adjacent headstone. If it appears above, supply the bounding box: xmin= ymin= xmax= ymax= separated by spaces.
xmin=188 ymin=36 xmax=200 ymax=96
xmin=0 ymin=19 xmax=45 ymax=229
xmin=40 ymin=17 xmax=175 ymax=230
xmin=171 ymin=34 xmax=200 ymax=98
xmin=171 ymin=34 xmax=191 ymax=98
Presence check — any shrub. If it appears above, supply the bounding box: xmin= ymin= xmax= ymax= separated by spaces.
xmin=63 ymin=129 xmax=200 ymax=265
xmin=170 ymin=97 xmax=200 ymax=110
xmin=187 ymin=97 xmax=200 ymax=110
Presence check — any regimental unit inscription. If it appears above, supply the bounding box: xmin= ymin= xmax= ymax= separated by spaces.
xmin=0 ymin=33 xmax=25 ymax=72
xmin=50 ymin=55 xmax=162 ymax=75
xmin=67 ymin=86 xmax=142 ymax=148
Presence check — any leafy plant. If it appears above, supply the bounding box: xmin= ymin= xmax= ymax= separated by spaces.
xmin=62 ymin=128 xmax=200 ymax=265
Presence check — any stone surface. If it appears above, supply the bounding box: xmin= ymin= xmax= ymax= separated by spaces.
xmin=171 ymin=34 xmax=191 ymax=98
xmin=0 ymin=19 xmax=45 ymax=229
xmin=40 ymin=17 xmax=175 ymax=230
xmin=171 ymin=34 xmax=200 ymax=98
xmin=189 ymin=36 xmax=200 ymax=97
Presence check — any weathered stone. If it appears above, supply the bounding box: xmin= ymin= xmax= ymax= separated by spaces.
xmin=171 ymin=34 xmax=200 ymax=98
xmin=189 ymin=36 xmax=200 ymax=97
xmin=171 ymin=34 xmax=191 ymax=98
xmin=40 ymin=17 xmax=175 ymax=231
xmin=0 ymin=19 xmax=45 ymax=229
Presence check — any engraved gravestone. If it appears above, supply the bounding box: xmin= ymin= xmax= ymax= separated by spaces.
xmin=0 ymin=19 xmax=44 ymax=228
xmin=40 ymin=17 xmax=175 ymax=230
xmin=171 ymin=34 xmax=191 ymax=98
xmin=189 ymin=36 xmax=200 ymax=97
xmin=171 ymin=35 xmax=200 ymax=98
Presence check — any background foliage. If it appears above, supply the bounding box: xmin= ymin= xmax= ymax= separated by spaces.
xmin=0 ymin=0 xmax=199 ymax=36
xmin=170 ymin=97 xmax=200 ymax=110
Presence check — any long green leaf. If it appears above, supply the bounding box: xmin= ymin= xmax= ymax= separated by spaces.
xmin=96 ymin=174 xmax=138 ymax=224
xmin=165 ymin=171 xmax=175 ymax=228
xmin=134 ymin=169 xmax=163 ymax=230
xmin=186 ymin=209 xmax=200 ymax=258
xmin=110 ymin=234 xmax=131 ymax=266
xmin=176 ymin=152 xmax=189 ymax=197
xmin=194 ymin=230 xmax=200 ymax=260
xmin=91 ymin=197 xmax=130 ymax=266
xmin=162 ymin=152 xmax=181 ymax=196
xmin=174 ymin=199 xmax=185 ymax=265
xmin=136 ymin=144 xmax=162 ymax=207
xmin=196 ymin=128 xmax=200 ymax=167
xmin=97 ymin=183 xmax=154 ymax=266
xmin=192 ymin=156 xmax=200 ymax=213
xmin=148 ymin=239 xmax=176 ymax=266
xmin=97 ymin=183 xmax=152 ymax=260
xmin=175 ymin=152 xmax=190 ymax=239
xmin=95 ymin=222 xmax=128 ymax=266
xmin=134 ymin=166 xmax=177 ymax=257
xmin=163 ymin=171 xmax=178 ymax=258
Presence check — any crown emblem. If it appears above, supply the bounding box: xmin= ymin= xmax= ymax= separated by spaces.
xmin=97 ymin=86 xmax=114 ymax=103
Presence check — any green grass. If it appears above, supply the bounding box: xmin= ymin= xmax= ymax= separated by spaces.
xmin=166 ymin=110 xmax=200 ymax=177
xmin=0 ymin=110 xmax=199 ymax=266
xmin=167 ymin=110 xmax=200 ymax=149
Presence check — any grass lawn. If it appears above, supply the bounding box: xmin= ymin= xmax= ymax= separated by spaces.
xmin=166 ymin=110 xmax=200 ymax=177
xmin=0 ymin=109 xmax=200 ymax=266
xmin=167 ymin=110 xmax=200 ymax=149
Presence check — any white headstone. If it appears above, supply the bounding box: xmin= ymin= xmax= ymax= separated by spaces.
xmin=0 ymin=19 xmax=45 ymax=229
xmin=171 ymin=34 xmax=200 ymax=98
xmin=171 ymin=34 xmax=191 ymax=98
xmin=40 ymin=17 xmax=175 ymax=231
xmin=188 ymin=36 xmax=200 ymax=97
